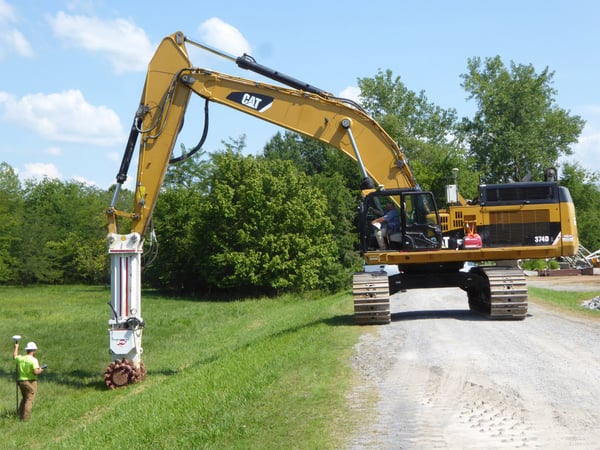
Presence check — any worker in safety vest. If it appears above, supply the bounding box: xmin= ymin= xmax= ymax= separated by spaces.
xmin=13 ymin=341 xmax=46 ymax=421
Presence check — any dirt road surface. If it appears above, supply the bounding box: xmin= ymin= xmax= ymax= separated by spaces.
xmin=347 ymin=275 xmax=600 ymax=449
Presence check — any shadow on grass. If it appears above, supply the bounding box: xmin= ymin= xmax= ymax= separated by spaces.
xmin=324 ymin=314 xmax=356 ymax=327
xmin=0 ymin=367 xmax=107 ymax=391
xmin=140 ymin=287 xmax=310 ymax=303
xmin=39 ymin=370 xmax=107 ymax=391
xmin=141 ymin=289 xmax=250 ymax=303
xmin=3 ymin=367 xmax=185 ymax=391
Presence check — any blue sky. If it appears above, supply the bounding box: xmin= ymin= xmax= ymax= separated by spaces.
xmin=1 ymin=0 xmax=599 ymax=189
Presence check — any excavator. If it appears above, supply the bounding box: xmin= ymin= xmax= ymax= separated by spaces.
xmin=102 ymin=32 xmax=579 ymax=388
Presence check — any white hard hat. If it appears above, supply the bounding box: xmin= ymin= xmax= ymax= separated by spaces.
xmin=25 ymin=342 xmax=37 ymax=351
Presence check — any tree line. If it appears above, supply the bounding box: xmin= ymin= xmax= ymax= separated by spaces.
xmin=1 ymin=56 xmax=598 ymax=293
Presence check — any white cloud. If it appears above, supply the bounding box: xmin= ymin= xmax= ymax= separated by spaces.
xmin=198 ymin=18 xmax=251 ymax=57
xmin=566 ymin=106 xmax=600 ymax=173
xmin=0 ymin=0 xmax=16 ymax=24
xmin=107 ymin=151 xmax=120 ymax=163
xmin=0 ymin=0 xmax=34 ymax=60
xmin=0 ymin=89 xmax=125 ymax=146
xmin=2 ymin=29 xmax=33 ymax=57
xmin=571 ymin=124 xmax=600 ymax=173
xmin=581 ymin=105 xmax=600 ymax=115
xmin=45 ymin=146 xmax=62 ymax=156
xmin=22 ymin=162 xmax=62 ymax=181
xmin=72 ymin=175 xmax=96 ymax=186
xmin=339 ymin=86 xmax=362 ymax=103
xmin=47 ymin=12 xmax=155 ymax=74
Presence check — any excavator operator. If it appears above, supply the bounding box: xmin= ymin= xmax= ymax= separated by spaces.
xmin=371 ymin=202 xmax=400 ymax=250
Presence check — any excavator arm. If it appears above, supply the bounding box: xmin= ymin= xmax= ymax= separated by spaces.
xmin=107 ymin=31 xmax=418 ymax=239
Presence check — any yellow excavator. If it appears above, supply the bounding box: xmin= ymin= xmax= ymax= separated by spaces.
xmin=103 ymin=32 xmax=579 ymax=387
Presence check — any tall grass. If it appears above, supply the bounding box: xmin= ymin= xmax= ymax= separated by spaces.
xmin=0 ymin=285 xmax=362 ymax=449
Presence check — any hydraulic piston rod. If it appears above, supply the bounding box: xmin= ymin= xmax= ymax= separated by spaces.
xmin=341 ymin=118 xmax=374 ymax=190
xmin=184 ymin=36 xmax=329 ymax=96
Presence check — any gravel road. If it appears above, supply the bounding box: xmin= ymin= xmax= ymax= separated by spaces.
xmin=347 ymin=275 xmax=600 ymax=449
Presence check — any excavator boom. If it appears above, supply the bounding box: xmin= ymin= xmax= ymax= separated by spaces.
xmin=107 ymin=32 xmax=418 ymax=239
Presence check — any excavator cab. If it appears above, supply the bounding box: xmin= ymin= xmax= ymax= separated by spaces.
xmin=360 ymin=190 xmax=443 ymax=252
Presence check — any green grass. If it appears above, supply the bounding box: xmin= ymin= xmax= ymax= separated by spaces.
xmin=529 ymin=286 xmax=600 ymax=318
xmin=4 ymin=283 xmax=596 ymax=448
xmin=0 ymin=285 xmax=363 ymax=449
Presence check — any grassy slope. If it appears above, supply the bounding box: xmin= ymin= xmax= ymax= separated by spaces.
xmin=528 ymin=285 xmax=600 ymax=319
xmin=0 ymin=286 xmax=362 ymax=449
xmin=3 ymin=284 xmax=598 ymax=448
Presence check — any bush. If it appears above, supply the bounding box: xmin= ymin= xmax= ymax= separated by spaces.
xmin=520 ymin=259 xmax=560 ymax=271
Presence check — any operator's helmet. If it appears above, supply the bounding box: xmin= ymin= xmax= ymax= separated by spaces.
xmin=25 ymin=342 xmax=38 ymax=351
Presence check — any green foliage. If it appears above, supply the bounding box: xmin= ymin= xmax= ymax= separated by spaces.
xmin=0 ymin=285 xmax=361 ymax=449
xmin=0 ymin=174 xmax=110 ymax=286
xmin=40 ymin=180 xmax=109 ymax=284
xmin=144 ymin=186 xmax=207 ymax=291
xmin=520 ymin=259 xmax=561 ymax=270
xmin=162 ymin=144 xmax=211 ymax=191
xmin=264 ymin=131 xmax=361 ymax=186
xmin=522 ymin=259 xmax=546 ymax=271
xmin=560 ymin=162 xmax=600 ymax=252
xmin=359 ymin=69 xmax=457 ymax=146
xmin=263 ymin=131 xmax=363 ymax=285
xmin=460 ymin=56 xmax=585 ymax=183
xmin=311 ymin=173 xmax=362 ymax=279
xmin=149 ymin=136 xmax=356 ymax=295
xmin=200 ymin=150 xmax=340 ymax=293
xmin=548 ymin=259 xmax=560 ymax=270
xmin=0 ymin=163 xmax=22 ymax=283
xmin=357 ymin=69 xmax=479 ymax=200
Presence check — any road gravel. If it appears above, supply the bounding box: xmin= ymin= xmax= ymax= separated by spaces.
xmin=347 ymin=275 xmax=600 ymax=449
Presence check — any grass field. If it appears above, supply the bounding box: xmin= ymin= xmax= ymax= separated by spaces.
xmin=529 ymin=285 xmax=600 ymax=318
xmin=0 ymin=285 xmax=363 ymax=449
xmin=2 ymin=283 xmax=599 ymax=449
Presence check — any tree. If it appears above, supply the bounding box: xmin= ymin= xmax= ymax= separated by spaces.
xmin=263 ymin=132 xmax=363 ymax=285
xmin=162 ymin=143 xmax=211 ymax=191
xmin=147 ymin=135 xmax=350 ymax=294
xmin=144 ymin=185 xmax=207 ymax=292
xmin=0 ymin=163 xmax=23 ymax=283
xmin=16 ymin=178 xmax=109 ymax=284
xmin=311 ymin=171 xmax=362 ymax=285
xmin=560 ymin=163 xmax=600 ymax=252
xmin=357 ymin=69 xmax=479 ymax=200
xmin=198 ymin=149 xmax=340 ymax=293
xmin=264 ymin=131 xmax=360 ymax=185
xmin=460 ymin=56 xmax=585 ymax=183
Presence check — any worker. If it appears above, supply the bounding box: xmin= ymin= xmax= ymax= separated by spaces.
xmin=371 ymin=202 xmax=400 ymax=250
xmin=13 ymin=341 xmax=46 ymax=421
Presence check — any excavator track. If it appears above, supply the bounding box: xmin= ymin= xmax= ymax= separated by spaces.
xmin=468 ymin=267 xmax=528 ymax=320
xmin=353 ymin=271 xmax=391 ymax=325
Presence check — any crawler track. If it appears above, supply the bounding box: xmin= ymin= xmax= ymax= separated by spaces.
xmin=353 ymin=271 xmax=391 ymax=325
xmin=468 ymin=267 xmax=528 ymax=319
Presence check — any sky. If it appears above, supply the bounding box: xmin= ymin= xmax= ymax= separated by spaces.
xmin=1 ymin=0 xmax=599 ymax=190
